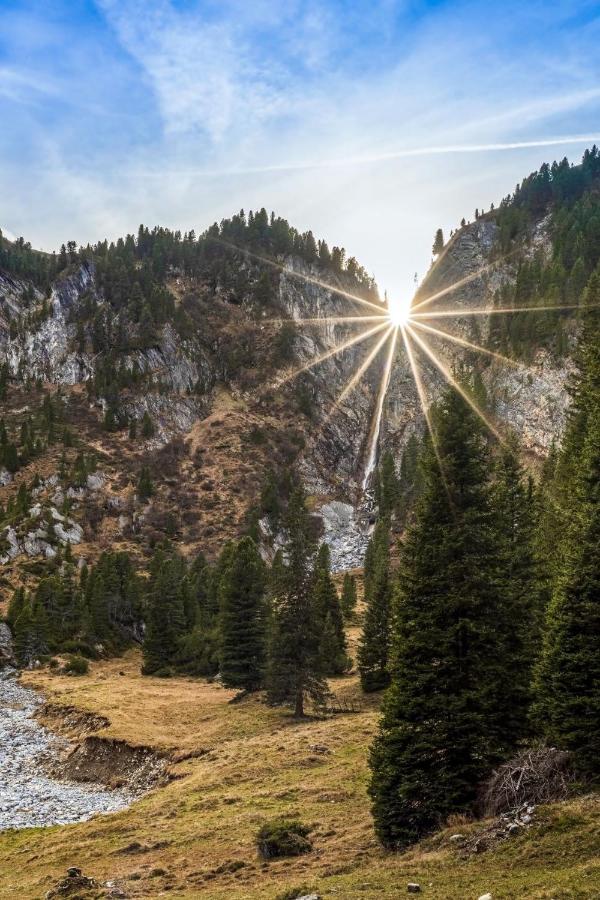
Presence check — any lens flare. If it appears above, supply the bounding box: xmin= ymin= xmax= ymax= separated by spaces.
xmin=210 ymin=234 xmax=584 ymax=491
xmin=387 ymin=297 xmax=413 ymax=326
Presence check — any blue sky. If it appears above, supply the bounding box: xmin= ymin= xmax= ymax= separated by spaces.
xmin=1 ymin=0 xmax=600 ymax=301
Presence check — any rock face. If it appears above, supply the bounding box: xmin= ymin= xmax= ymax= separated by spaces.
xmin=382 ymin=215 xmax=572 ymax=467
xmin=0 ymin=213 xmax=575 ymax=569
xmin=0 ymin=624 xmax=14 ymax=668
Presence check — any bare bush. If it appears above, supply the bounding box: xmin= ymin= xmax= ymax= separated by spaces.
xmin=479 ymin=745 xmax=575 ymax=817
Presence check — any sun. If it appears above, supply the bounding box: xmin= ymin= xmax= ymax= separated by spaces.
xmin=387 ymin=296 xmax=413 ymax=326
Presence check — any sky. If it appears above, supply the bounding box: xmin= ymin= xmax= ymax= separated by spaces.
xmin=1 ymin=0 xmax=600 ymax=305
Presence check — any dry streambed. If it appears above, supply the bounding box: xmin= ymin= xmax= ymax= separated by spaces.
xmin=0 ymin=668 xmax=162 ymax=831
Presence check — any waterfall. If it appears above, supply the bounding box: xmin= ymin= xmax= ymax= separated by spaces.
xmin=361 ymin=336 xmax=396 ymax=490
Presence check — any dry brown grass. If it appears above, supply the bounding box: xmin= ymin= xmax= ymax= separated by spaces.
xmin=0 ymin=653 xmax=596 ymax=900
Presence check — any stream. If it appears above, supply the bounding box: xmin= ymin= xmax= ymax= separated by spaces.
xmin=0 ymin=668 xmax=132 ymax=831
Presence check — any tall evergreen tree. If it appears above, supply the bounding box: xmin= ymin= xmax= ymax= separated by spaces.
xmin=373 ymin=451 xmax=400 ymax=517
xmin=491 ymin=438 xmax=540 ymax=747
xmin=532 ymin=273 xmax=600 ymax=777
xmin=313 ymin=544 xmax=350 ymax=676
xmin=340 ymin=573 xmax=358 ymax=620
xmin=142 ymin=555 xmax=186 ymax=675
xmin=368 ymin=388 xmax=505 ymax=848
xmin=14 ymin=599 xmax=48 ymax=667
xmin=266 ymin=486 xmax=328 ymax=716
xmin=218 ymin=536 xmax=267 ymax=691
xmin=432 ymin=228 xmax=444 ymax=256
xmin=358 ymin=517 xmax=392 ymax=692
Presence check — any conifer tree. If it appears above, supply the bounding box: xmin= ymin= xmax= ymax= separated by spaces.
xmin=532 ymin=273 xmax=600 ymax=777
xmin=358 ymin=517 xmax=392 ymax=692
xmin=432 ymin=228 xmax=444 ymax=256
xmin=142 ymin=555 xmax=186 ymax=675
xmin=14 ymin=599 xmax=48 ymax=667
xmin=373 ymin=451 xmax=400 ymax=517
xmin=340 ymin=573 xmax=358 ymax=620
xmin=137 ymin=466 xmax=154 ymax=501
xmin=7 ymin=587 xmax=25 ymax=630
xmin=218 ymin=536 xmax=267 ymax=691
xmin=88 ymin=572 xmax=111 ymax=643
xmin=491 ymin=438 xmax=540 ymax=748
xmin=368 ymin=388 xmax=504 ymax=848
xmin=266 ymin=485 xmax=328 ymax=716
xmin=313 ymin=544 xmax=350 ymax=675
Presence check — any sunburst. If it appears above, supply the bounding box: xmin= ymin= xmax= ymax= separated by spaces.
xmin=213 ymin=235 xmax=596 ymax=490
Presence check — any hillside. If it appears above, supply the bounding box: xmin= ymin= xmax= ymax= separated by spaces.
xmin=1 ymin=150 xmax=600 ymax=899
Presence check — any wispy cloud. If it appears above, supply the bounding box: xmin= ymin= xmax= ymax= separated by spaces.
xmin=1 ymin=0 xmax=599 ymax=296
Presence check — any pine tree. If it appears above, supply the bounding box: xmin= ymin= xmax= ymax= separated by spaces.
xmin=340 ymin=573 xmax=358 ymax=620
xmin=491 ymin=439 xmax=540 ymax=748
xmin=373 ymin=451 xmax=400 ymax=517
xmin=432 ymin=228 xmax=444 ymax=256
xmin=358 ymin=518 xmax=392 ymax=692
xmin=14 ymin=600 xmax=48 ymax=667
xmin=88 ymin=572 xmax=111 ymax=643
xmin=218 ymin=536 xmax=267 ymax=691
xmin=137 ymin=465 xmax=154 ymax=501
xmin=141 ymin=411 xmax=155 ymax=437
xmin=266 ymin=486 xmax=328 ymax=716
xmin=532 ymin=273 xmax=600 ymax=777
xmin=368 ymin=388 xmax=504 ymax=848
xmin=142 ymin=555 xmax=186 ymax=675
xmin=313 ymin=544 xmax=350 ymax=676
xmin=7 ymin=587 xmax=25 ymax=630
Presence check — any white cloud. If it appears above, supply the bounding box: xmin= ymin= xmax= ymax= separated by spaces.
xmin=1 ymin=0 xmax=599 ymax=297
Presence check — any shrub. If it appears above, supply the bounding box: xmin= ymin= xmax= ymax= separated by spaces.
xmin=64 ymin=655 xmax=89 ymax=676
xmin=276 ymin=887 xmax=317 ymax=900
xmin=61 ymin=639 xmax=100 ymax=660
xmin=256 ymin=819 xmax=312 ymax=860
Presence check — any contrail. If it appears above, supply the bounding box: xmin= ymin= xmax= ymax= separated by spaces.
xmin=132 ymin=134 xmax=600 ymax=178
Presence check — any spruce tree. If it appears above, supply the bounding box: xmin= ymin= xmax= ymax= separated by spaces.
xmin=373 ymin=450 xmax=400 ymax=517
xmin=266 ymin=486 xmax=328 ymax=716
xmin=532 ymin=273 xmax=600 ymax=778
xmin=368 ymin=388 xmax=504 ymax=848
xmin=432 ymin=228 xmax=444 ymax=256
xmin=218 ymin=536 xmax=267 ymax=691
xmin=340 ymin=573 xmax=358 ymax=620
xmin=313 ymin=544 xmax=350 ymax=675
xmin=7 ymin=587 xmax=25 ymax=630
xmin=137 ymin=466 xmax=154 ymax=501
xmin=491 ymin=438 xmax=540 ymax=749
xmin=142 ymin=555 xmax=186 ymax=675
xmin=358 ymin=518 xmax=392 ymax=692
xmin=14 ymin=600 xmax=48 ymax=667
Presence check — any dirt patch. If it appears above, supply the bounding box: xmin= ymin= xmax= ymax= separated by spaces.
xmin=47 ymin=736 xmax=169 ymax=793
xmin=37 ymin=703 xmax=110 ymax=739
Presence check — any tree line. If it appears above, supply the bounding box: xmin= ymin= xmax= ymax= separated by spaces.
xmin=141 ymin=488 xmax=353 ymax=715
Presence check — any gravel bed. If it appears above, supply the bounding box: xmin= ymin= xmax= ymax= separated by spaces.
xmin=0 ymin=668 xmax=132 ymax=830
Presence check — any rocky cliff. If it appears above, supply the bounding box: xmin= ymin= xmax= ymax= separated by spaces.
xmin=0 ymin=207 xmax=579 ymax=579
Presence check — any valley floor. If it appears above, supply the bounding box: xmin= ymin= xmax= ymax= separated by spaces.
xmin=0 ymin=651 xmax=598 ymax=899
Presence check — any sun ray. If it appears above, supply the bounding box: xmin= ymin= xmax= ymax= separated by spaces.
xmin=410 ymin=318 xmax=533 ymax=369
xmin=265 ymin=314 xmax=388 ymax=326
xmin=406 ymin=324 xmax=503 ymax=442
xmin=411 ymin=302 xmax=596 ymax=320
xmin=275 ymin=320 xmax=389 ymax=387
xmin=399 ymin=324 xmax=451 ymax=498
xmin=410 ymin=249 xmax=521 ymax=313
xmin=322 ymin=325 xmax=394 ymax=425
xmin=209 ymin=235 xmax=387 ymax=316
xmin=362 ymin=326 xmax=399 ymax=489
